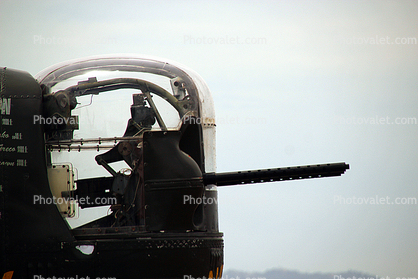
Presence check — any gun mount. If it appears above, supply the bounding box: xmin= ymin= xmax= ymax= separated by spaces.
xmin=67 ymin=162 xmax=349 ymax=210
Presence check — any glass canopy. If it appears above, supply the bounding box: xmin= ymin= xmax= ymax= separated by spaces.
xmin=36 ymin=55 xmax=217 ymax=227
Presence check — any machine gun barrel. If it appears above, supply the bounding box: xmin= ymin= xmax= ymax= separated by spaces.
xmin=203 ymin=162 xmax=349 ymax=186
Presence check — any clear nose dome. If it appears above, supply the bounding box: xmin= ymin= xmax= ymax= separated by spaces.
xmin=36 ymin=55 xmax=217 ymax=227
xmin=36 ymin=55 xmax=216 ymax=174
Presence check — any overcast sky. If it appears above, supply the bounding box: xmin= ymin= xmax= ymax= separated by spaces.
xmin=1 ymin=0 xmax=417 ymax=278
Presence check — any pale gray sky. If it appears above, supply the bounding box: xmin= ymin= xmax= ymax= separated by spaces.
xmin=1 ymin=0 xmax=417 ymax=278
